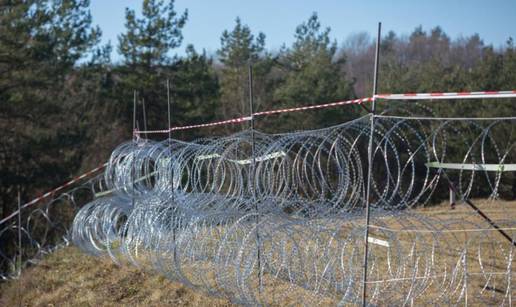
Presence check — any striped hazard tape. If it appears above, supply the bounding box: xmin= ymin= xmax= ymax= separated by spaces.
xmin=253 ymin=97 xmax=373 ymax=116
xmin=135 ymin=116 xmax=252 ymax=135
xmin=0 ymin=163 xmax=107 ymax=226
xmin=375 ymin=90 xmax=516 ymax=100
xmin=134 ymin=97 xmax=372 ymax=135
xmin=134 ymin=89 xmax=516 ymax=136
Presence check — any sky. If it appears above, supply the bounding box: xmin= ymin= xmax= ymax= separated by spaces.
xmin=90 ymin=0 xmax=516 ymax=60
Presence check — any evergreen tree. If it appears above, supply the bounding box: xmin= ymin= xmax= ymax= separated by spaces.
xmin=0 ymin=0 xmax=100 ymax=219
xmin=273 ymin=13 xmax=354 ymax=130
xmin=64 ymin=42 xmax=123 ymax=169
xmin=0 ymin=0 xmax=100 ymax=274
xmin=217 ymin=17 xmax=271 ymax=124
xmin=116 ymin=0 xmax=187 ymax=132
xmin=118 ymin=0 xmax=187 ymax=67
xmin=171 ymin=45 xmax=220 ymax=139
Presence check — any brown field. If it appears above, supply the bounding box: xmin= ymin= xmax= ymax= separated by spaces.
xmin=0 ymin=247 xmax=232 ymax=307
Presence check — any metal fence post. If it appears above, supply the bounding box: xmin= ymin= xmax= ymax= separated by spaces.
xmin=361 ymin=22 xmax=382 ymax=307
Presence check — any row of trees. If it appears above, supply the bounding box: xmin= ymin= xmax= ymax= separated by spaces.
xmin=1 ymin=0 xmax=515 ymax=218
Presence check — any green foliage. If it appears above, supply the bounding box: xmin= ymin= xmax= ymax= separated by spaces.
xmin=272 ymin=13 xmax=355 ymax=131
xmin=0 ymin=0 xmax=100 ymax=220
xmin=170 ymin=45 xmax=220 ymax=139
xmin=218 ymin=17 xmax=265 ymax=67
xmin=118 ymin=0 xmax=187 ymax=67
xmin=216 ymin=17 xmax=270 ymax=123
xmin=116 ymin=0 xmax=191 ymax=133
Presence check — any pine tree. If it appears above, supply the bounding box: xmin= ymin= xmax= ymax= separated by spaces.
xmin=118 ymin=0 xmax=187 ymax=67
xmin=171 ymin=45 xmax=220 ymax=139
xmin=116 ymin=0 xmax=187 ymax=132
xmin=0 ymin=0 xmax=100 ymax=273
xmin=273 ymin=13 xmax=354 ymax=131
xmin=217 ymin=17 xmax=271 ymax=123
xmin=0 ymin=0 xmax=100 ymax=214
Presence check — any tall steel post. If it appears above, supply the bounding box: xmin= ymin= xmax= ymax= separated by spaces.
xmin=248 ymin=62 xmax=262 ymax=291
xmin=167 ymin=79 xmax=172 ymax=146
xmin=132 ymin=91 xmax=137 ymax=219
xmin=142 ymin=98 xmax=148 ymax=139
xmin=167 ymin=79 xmax=177 ymax=261
xmin=133 ymin=90 xmax=137 ymax=138
xmin=17 ymin=188 xmax=22 ymax=306
xmin=17 ymin=188 xmax=22 ymax=276
xmin=361 ymin=22 xmax=381 ymax=307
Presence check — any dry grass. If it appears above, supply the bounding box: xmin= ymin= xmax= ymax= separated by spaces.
xmin=0 ymin=247 xmax=232 ymax=307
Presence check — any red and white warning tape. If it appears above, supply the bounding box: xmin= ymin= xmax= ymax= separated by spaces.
xmin=375 ymin=90 xmax=516 ymax=100
xmin=253 ymin=97 xmax=372 ymax=116
xmin=134 ymin=90 xmax=516 ymax=136
xmin=0 ymin=163 xmax=106 ymax=226
xmin=170 ymin=116 xmax=253 ymax=132
xmin=135 ymin=116 xmax=253 ymax=135
xmin=134 ymin=97 xmax=372 ymax=135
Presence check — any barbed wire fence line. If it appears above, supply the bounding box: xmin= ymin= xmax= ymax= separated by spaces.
xmin=69 ymin=111 xmax=516 ymax=305
xmin=0 ymin=171 xmax=105 ymax=280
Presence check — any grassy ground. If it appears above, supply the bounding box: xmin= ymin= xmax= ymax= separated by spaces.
xmin=0 ymin=247 xmax=232 ymax=307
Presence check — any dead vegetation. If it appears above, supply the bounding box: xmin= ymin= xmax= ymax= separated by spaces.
xmin=0 ymin=247 xmax=232 ymax=307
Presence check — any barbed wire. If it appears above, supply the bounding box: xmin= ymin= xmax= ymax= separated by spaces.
xmin=0 ymin=174 xmax=102 ymax=280
xmin=70 ymin=113 xmax=516 ymax=305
